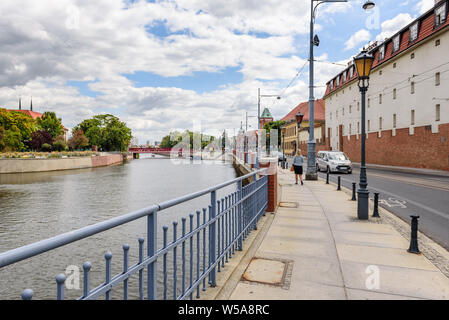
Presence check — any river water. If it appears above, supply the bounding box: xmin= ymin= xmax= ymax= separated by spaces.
xmin=0 ymin=155 xmax=238 ymax=300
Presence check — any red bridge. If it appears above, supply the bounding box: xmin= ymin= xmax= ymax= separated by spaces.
xmin=128 ymin=147 xmax=193 ymax=158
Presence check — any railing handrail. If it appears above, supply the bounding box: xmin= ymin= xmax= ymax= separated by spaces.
xmin=0 ymin=169 xmax=263 ymax=269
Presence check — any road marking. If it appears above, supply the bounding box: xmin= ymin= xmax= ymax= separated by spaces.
xmin=379 ymin=198 xmax=407 ymax=209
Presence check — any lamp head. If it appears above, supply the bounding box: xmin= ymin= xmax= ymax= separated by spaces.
xmin=354 ymin=49 xmax=374 ymax=79
xmin=296 ymin=112 xmax=304 ymax=124
xmin=363 ymin=1 xmax=375 ymax=11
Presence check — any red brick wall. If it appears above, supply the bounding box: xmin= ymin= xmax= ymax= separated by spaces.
xmin=342 ymin=123 xmax=449 ymax=171
xmin=91 ymin=154 xmax=123 ymax=167
xmin=259 ymin=161 xmax=278 ymax=213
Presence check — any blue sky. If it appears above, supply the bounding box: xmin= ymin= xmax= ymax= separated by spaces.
xmin=0 ymin=0 xmax=435 ymax=143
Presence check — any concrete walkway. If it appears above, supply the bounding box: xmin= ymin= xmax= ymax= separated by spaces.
xmin=228 ymin=170 xmax=449 ymax=300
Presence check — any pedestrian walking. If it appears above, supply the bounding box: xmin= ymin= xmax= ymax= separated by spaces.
xmin=293 ymin=149 xmax=304 ymax=185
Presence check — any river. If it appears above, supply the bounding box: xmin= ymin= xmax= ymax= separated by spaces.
xmin=0 ymin=155 xmax=238 ymax=300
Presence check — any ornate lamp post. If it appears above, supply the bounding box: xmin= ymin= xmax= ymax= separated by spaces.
xmin=306 ymin=0 xmax=375 ymax=180
xmin=354 ymin=49 xmax=375 ymax=220
xmin=296 ymin=112 xmax=304 ymax=156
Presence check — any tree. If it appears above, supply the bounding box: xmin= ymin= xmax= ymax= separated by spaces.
xmin=0 ymin=108 xmax=38 ymax=151
xmin=73 ymin=114 xmax=132 ymax=152
xmin=263 ymin=120 xmax=286 ymax=149
xmin=37 ymin=112 xmax=63 ymax=138
xmin=0 ymin=126 xmax=5 ymax=151
xmin=68 ymin=129 xmax=89 ymax=150
xmin=53 ymin=135 xmax=67 ymax=152
xmin=30 ymin=130 xmax=53 ymax=151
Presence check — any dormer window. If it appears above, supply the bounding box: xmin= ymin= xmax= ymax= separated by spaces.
xmin=392 ymin=34 xmax=400 ymax=53
xmin=409 ymin=21 xmax=419 ymax=42
xmin=330 ymin=81 xmax=333 ymax=90
xmin=342 ymin=71 xmax=347 ymax=83
xmin=336 ymin=76 xmax=340 ymax=87
xmin=349 ymin=66 xmax=354 ymax=78
xmin=378 ymin=45 xmax=385 ymax=61
xmin=435 ymin=2 xmax=447 ymax=27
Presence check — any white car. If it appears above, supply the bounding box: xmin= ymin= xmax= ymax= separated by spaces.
xmin=317 ymin=151 xmax=352 ymax=174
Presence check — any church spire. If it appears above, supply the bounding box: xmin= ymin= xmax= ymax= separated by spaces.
xmin=19 ymin=97 xmax=22 ymax=110
xmin=30 ymin=97 xmax=33 ymax=111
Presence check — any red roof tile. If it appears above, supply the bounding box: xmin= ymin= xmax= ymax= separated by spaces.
xmin=281 ymin=99 xmax=325 ymax=123
xmin=7 ymin=109 xmax=43 ymax=120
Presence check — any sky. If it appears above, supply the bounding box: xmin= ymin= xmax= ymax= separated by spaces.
xmin=0 ymin=0 xmax=436 ymax=143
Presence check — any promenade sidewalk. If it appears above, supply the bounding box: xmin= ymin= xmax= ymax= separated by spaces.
xmin=228 ymin=169 xmax=449 ymax=300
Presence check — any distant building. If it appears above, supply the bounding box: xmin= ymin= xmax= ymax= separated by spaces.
xmin=8 ymin=99 xmax=68 ymax=141
xmin=281 ymin=99 xmax=325 ymax=156
xmin=323 ymin=0 xmax=449 ymax=171
xmin=259 ymin=108 xmax=274 ymax=129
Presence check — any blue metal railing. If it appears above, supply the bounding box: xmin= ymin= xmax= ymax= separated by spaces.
xmin=0 ymin=170 xmax=268 ymax=300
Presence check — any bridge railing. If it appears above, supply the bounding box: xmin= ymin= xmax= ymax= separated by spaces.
xmin=0 ymin=170 xmax=268 ymax=300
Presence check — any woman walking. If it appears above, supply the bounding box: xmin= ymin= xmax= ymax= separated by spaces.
xmin=293 ymin=149 xmax=304 ymax=185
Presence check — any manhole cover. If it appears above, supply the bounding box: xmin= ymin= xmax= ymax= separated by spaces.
xmin=279 ymin=202 xmax=298 ymax=208
xmin=243 ymin=258 xmax=286 ymax=285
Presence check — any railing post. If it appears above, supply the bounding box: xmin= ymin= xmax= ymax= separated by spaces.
xmin=209 ymin=190 xmax=217 ymax=287
xmin=21 ymin=289 xmax=34 ymax=300
xmin=56 ymin=274 xmax=66 ymax=300
xmin=123 ymin=244 xmax=130 ymax=300
xmin=105 ymin=252 xmax=112 ymax=300
xmin=147 ymin=211 xmax=157 ymax=300
xmin=83 ymin=262 xmax=91 ymax=299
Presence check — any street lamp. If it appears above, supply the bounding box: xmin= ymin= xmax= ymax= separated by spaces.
xmin=256 ymin=88 xmax=281 ymax=168
xmin=296 ymin=112 xmax=304 ymax=156
xmin=354 ymin=49 xmax=375 ymax=220
xmin=281 ymin=126 xmax=286 ymax=169
xmin=306 ymin=0 xmax=375 ymax=181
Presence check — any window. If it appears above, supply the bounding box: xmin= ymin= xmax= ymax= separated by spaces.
xmin=349 ymin=124 xmax=352 ymax=135
xmin=436 ymin=105 xmax=441 ymax=121
xmin=436 ymin=72 xmax=440 ymax=86
xmin=436 ymin=39 xmax=441 ymax=46
xmin=378 ymin=45 xmax=385 ymax=61
xmin=368 ymin=98 xmax=371 ymax=108
xmin=379 ymin=94 xmax=382 ymax=104
xmin=330 ymin=81 xmax=333 ymax=90
xmin=349 ymin=66 xmax=354 ymax=78
xmin=393 ymin=62 xmax=397 ymax=68
xmin=393 ymin=34 xmax=400 ymax=52
xmin=342 ymin=108 xmax=345 ymax=116
xmin=411 ymin=110 xmax=415 ymax=125
xmin=357 ymin=122 xmax=360 ymax=134
xmin=379 ymin=117 xmax=383 ymax=131
xmin=336 ymin=76 xmax=340 ymax=86
xmin=393 ymin=88 xmax=397 ymax=99
xmin=409 ymin=21 xmax=419 ymax=42
xmin=411 ymin=53 xmax=415 ymax=59
xmin=357 ymin=102 xmax=360 ymax=111
xmin=330 ymin=112 xmax=332 ymax=120
xmin=349 ymin=105 xmax=352 ymax=114
xmin=368 ymin=120 xmax=371 ymax=131
xmin=435 ymin=3 xmax=447 ymax=27
xmin=342 ymin=71 xmax=347 ymax=83
xmin=379 ymin=70 xmax=383 ymax=75
xmin=393 ymin=114 xmax=397 ymax=128
xmin=411 ymin=82 xmax=415 ymax=94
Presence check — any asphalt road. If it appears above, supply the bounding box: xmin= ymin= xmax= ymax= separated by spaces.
xmin=284 ymin=158 xmax=449 ymax=250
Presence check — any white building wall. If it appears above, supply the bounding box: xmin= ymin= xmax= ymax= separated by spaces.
xmin=324 ymin=29 xmax=449 ymax=151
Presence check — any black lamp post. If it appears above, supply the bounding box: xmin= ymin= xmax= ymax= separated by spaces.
xmin=354 ymin=49 xmax=375 ymax=220
xmin=296 ymin=112 xmax=304 ymax=156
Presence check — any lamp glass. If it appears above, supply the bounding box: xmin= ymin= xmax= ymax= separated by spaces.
xmin=354 ymin=53 xmax=374 ymax=78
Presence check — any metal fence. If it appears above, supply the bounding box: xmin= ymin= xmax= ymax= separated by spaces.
xmin=0 ymin=170 xmax=268 ymax=300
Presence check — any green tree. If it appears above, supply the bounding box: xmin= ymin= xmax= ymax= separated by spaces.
xmin=37 ymin=112 xmax=63 ymax=138
xmin=53 ymin=135 xmax=67 ymax=152
xmin=263 ymin=120 xmax=286 ymax=150
xmin=0 ymin=108 xmax=38 ymax=151
xmin=73 ymin=114 xmax=132 ymax=152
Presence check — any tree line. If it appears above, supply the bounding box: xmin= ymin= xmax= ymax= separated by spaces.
xmin=0 ymin=109 xmax=132 ymax=153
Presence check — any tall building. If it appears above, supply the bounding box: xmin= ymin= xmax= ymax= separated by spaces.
xmin=323 ymin=0 xmax=449 ymax=171
xmin=259 ymin=108 xmax=274 ymax=129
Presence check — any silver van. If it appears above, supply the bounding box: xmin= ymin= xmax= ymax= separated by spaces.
xmin=317 ymin=151 xmax=352 ymax=174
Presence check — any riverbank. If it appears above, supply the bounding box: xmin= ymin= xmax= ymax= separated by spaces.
xmin=0 ymin=153 xmax=125 ymax=174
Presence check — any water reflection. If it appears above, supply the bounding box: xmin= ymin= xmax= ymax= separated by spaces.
xmin=0 ymin=156 xmax=237 ymax=299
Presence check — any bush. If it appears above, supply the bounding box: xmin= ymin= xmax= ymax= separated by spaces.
xmin=53 ymin=138 xmax=67 ymax=152
xmin=41 ymin=143 xmax=52 ymax=152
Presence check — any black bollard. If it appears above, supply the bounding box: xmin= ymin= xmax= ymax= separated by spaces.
xmin=326 ymin=171 xmax=330 ymax=184
xmin=373 ymin=193 xmax=380 ymax=218
xmin=337 ymin=176 xmax=341 ymax=191
xmin=351 ymin=183 xmax=357 ymax=201
xmin=408 ymin=215 xmax=421 ymax=254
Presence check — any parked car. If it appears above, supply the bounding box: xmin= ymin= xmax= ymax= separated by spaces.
xmin=317 ymin=151 xmax=352 ymax=174
xmin=271 ymin=151 xmax=287 ymax=164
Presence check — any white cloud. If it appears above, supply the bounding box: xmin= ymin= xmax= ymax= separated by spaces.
xmin=344 ymin=29 xmax=372 ymax=50
xmin=416 ymin=0 xmax=435 ymax=14
xmin=375 ymin=13 xmax=414 ymax=42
